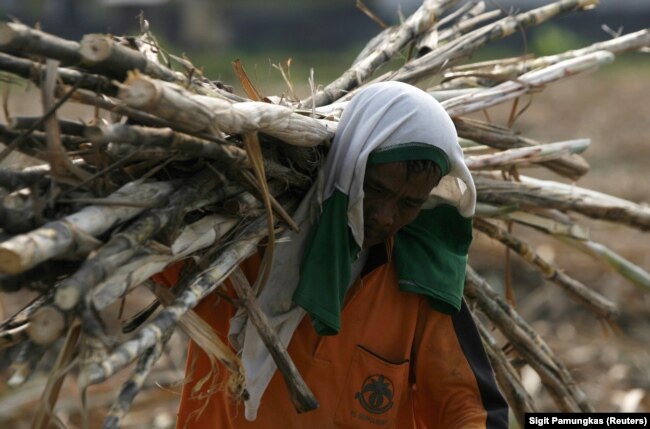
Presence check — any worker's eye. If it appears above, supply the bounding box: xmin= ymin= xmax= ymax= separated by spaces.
xmin=363 ymin=182 xmax=384 ymax=195
xmin=400 ymin=200 xmax=421 ymax=210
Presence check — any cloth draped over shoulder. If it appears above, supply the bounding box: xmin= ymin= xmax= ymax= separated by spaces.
xmin=228 ymin=81 xmax=477 ymax=420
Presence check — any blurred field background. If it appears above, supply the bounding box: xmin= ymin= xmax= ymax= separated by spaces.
xmin=0 ymin=0 xmax=648 ymax=427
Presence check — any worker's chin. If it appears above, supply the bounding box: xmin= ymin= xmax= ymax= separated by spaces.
xmin=362 ymin=236 xmax=385 ymax=249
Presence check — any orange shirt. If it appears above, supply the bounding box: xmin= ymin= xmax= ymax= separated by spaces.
xmin=160 ymin=250 xmax=507 ymax=429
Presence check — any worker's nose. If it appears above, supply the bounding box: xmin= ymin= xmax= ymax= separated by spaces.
xmin=369 ymin=203 xmax=395 ymax=230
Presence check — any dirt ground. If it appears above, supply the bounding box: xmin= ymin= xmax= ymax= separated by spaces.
xmin=0 ymin=65 xmax=649 ymax=428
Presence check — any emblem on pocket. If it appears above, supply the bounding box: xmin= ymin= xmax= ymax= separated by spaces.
xmin=355 ymin=374 xmax=394 ymax=414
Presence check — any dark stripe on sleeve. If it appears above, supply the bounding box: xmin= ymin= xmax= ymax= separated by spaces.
xmin=452 ymin=300 xmax=509 ymax=429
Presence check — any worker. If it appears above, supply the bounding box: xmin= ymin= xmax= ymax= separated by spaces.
xmin=160 ymin=81 xmax=508 ymax=428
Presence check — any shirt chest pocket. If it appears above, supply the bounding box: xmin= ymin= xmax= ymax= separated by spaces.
xmin=334 ymin=345 xmax=410 ymax=429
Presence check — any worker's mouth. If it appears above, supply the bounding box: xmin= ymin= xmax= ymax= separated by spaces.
xmin=363 ymin=227 xmax=388 ymax=246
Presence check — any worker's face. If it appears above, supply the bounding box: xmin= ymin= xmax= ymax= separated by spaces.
xmin=362 ymin=162 xmax=440 ymax=249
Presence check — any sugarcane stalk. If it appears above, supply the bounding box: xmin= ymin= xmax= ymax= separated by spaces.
xmin=0 ymin=165 xmax=48 ymax=190
xmin=188 ymin=184 xmax=246 ymax=212
xmin=0 ymin=21 xmax=238 ymax=102
xmin=0 ymin=124 xmax=44 ymax=159
xmin=7 ymin=340 xmax=45 ymax=387
xmin=113 ymin=197 xmax=247 ymax=324
xmin=442 ymin=51 xmax=614 ymax=116
xmin=464 ymin=266 xmax=592 ymax=412
xmin=473 ymin=217 xmax=618 ymax=319
xmin=77 ymin=331 xmax=110 ymax=387
xmin=79 ymin=33 xmax=182 ymax=82
xmin=0 ymin=180 xmax=175 ymax=275
xmin=0 ymin=321 xmax=29 ymax=348
xmin=67 ymin=86 xmax=183 ymax=129
xmin=0 ymin=294 xmax=48 ymax=330
xmin=0 ymin=187 xmax=38 ymax=234
xmin=32 ymin=320 xmax=81 ymax=429
xmin=111 ymin=282 xmax=247 ymax=423
xmin=497 ymin=208 xmax=590 ymax=240
xmin=79 ymin=217 xmax=271 ymax=386
xmin=418 ymin=8 xmax=502 ymax=53
xmin=445 ymin=28 xmax=650 ymax=81
xmin=521 ymin=27 xmax=650 ymax=66
xmin=85 ymin=123 xmax=311 ymax=189
xmin=91 ymin=214 xmax=239 ymax=311
xmin=150 ymin=283 xmax=246 ymax=396
xmin=217 ymin=181 xmax=284 ymax=219
xmin=102 ymin=326 xmax=171 ymax=429
xmin=436 ymin=62 xmax=523 ymax=87
xmin=0 ymin=51 xmax=116 ymax=94
xmin=434 ymin=0 xmax=484 ymax=29
xmin=442 ymin=8 xmax=502 ymax=41
xmin=557 ymin=237 xmax=650 ymax=293
xmin=391 ymin=0 xmax=599 ymax=84
xmin=0 ymin=21 xmax=82 ymax=65
xmin=66 ymin=85 xmax=253 ymax=157
xmin=302 ymin=0 xmax=459 ymax=107
xmin=86 ymin=123 xmax=240 ymax=164
xmin=151 ymin=283 xmax=244 ymax=374
xmin=53 ymin=170 xmax=225 ymax=311
xmin=475 ymin=173 xmax=650 ymax=230
xmin=229 ymin=268 xmax=319 ymax=413
xmin=352 ymin=0 xmax=477 ymax=67
xmin=465 ymin=139 xmax=589 ymax=171
xmin=455 ymin=117 xmax=589 ymax=180
xmin=223 ymin=191 xmax=265 ymax=217
xmin=118 ymin=73 xmax=332 ymax=147
xmin=10 ymin=116 xmax=86 ymax=136
xmin=104 ymin=143 xmax=186 ymax=163
xmin=13 ymin=159 xmax=86 ymax=174
xmin=81 ymin=32 xmax=244 ymax=101
xmin=0 ymin=122 xmax=86 ymax=155
xmin=475 ymin=318 xmax=535 ymax=427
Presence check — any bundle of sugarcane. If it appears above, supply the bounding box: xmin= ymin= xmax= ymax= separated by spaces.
xmin=0 ymin=0 xmax=648 ymax=427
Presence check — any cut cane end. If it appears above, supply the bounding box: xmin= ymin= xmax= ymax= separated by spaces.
xmin=0 ymin=22 xmax=18 ymax=46
xmin=54 ymin=286 xmax=81 ymax=311
xmin=27 ymin=306 xmax=66 ymax=345
xmin=79 ymin=33 xmax=113 ymax=62
xmin=0 ymin=249 xmax=25 ymax=275
xmin=118 ymin=74 xmax=159 ymax=108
